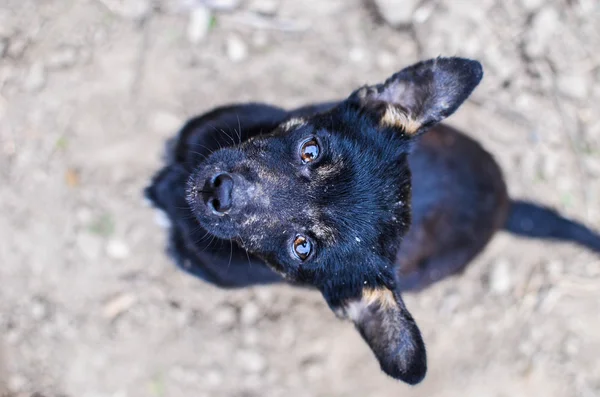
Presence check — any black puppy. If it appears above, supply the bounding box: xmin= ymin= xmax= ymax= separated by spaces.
xmin=145 ymin=57 xmax=600 ymax=385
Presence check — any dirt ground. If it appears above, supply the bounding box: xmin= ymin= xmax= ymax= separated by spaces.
xmin=1 ymin=0 xmax=600 ymax=396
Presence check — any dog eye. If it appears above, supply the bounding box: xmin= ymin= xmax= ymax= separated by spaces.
xmin=292 ymin=234 xmax=313 ymax=261
xmin=300 ymin=139 xmax=320 ymax=163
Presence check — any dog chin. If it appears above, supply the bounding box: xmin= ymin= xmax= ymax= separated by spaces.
xmin=193 ymin=210 xmax=239 ymax=240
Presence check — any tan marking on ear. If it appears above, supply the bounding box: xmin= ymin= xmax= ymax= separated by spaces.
xmin=343 ymin=288 xmax=396 ymax=322
xmin=380 ymin=106 xmax=421 ymax=135
xmin=362 ymin=288 xmax=396 ymax=309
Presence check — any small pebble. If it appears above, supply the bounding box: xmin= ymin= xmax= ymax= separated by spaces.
xmin=373 ymin=0 xmax=418 ymax=27
xmin=251 ymin=31 xmax=269 ymax=49
xmin=348 ymin=47 xmax=366 ymax=64
xmin=8 ymin=374 xmax=27 ymax=391
xmin=254 ymin=287 xmax=274 ymax=305
xmin=237 ymin=349 xmax=267 ymax=373
xmin=106 ymin=239 xmax=131 ymax=260
xmin=226 ymin=35 xmax=248 ymax=62
xmin=489 ymin=259 xmax=512 ymax=295
xmin=240 ymin=302 xmax=260 ymax=325
xmin=249 ymin=0 xmax=279 ymax=16
xmin=47 ymin=47 xmax=78 ymax=70
xmin=413 ymin=2 xmax=435 ymax=24
xmin=204 ymin=369 xmax=224 ymax=387
xmin=242 ymin=329 xmax=260 ymax=346
xmin=7 ymin=37 xmax=28 ymax=58
xmin=23 ymin=62 xmax=46 ymax=92
xmin=557 ymin=73 xmax=590 ymax=100
xmin=524 ymin=7 xmax=559 ymax=59
xmin=102 ymin=293 xmax=137 ymax=319
xmin=187 ymin=6 xmax=212 ymax=44
xmin=31 ymin=298 xmax=49 ymax=321
xmin=76 ymin=207 xmax=94 ymax=224
xmin=541 ymin=152 xmax=560 ymax=180
xmin=376 ymin=51 xmax=395 ymax=70
xmin=214 ymin=305 xmax=237 ymax=328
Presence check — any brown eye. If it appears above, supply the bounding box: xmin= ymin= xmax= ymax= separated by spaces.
xmin=300 ymin=139 xmax=320 ymax=163
xmin=293 ymin=234 xmax=312 ymax=261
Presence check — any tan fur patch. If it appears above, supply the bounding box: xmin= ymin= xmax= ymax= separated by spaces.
xmin=379 ymin=106 xmax=421 ymax=135
xmin=344 ymin=288 xmax=396 ymax=322
xmin=362 ymin=288 xmax=396 ymax=308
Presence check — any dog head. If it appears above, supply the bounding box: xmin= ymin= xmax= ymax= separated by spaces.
xmin=186 ymin=57 xmax=483 ymax=384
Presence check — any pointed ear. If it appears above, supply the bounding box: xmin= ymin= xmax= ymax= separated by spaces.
xmin=326 ymin=287 xmax=427 ymax=384
xmin=350 ymin=57 xmax=483 ymax=135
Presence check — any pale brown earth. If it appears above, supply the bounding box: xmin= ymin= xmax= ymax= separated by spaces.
xmin=1 ymin=0 xmax=599 ymax=396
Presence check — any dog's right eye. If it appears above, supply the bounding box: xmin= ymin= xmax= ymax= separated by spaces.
xmin=300 ymin=139 xmax=320 ymax=163
xmin=292 ymin=234 xmax=313 ymax=261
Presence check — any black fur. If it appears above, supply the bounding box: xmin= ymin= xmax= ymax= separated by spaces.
xmin=503 ymin=200 xmax=600 ymax=252
xmin=144 ymin=57 xmax=600 ymax=384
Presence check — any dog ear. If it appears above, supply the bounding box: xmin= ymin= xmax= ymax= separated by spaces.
xmin=324 ymin=286 xmax=427 ymax=384
xmin=350 ymin=57 xmax=483 ymax=135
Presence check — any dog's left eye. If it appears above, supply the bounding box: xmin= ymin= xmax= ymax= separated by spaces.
xmin=300 ymin=139 xmax=320 ymax=163
xmin=292 ymin=234 xmax=313 ymax=261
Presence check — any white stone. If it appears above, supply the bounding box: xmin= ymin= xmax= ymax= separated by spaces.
xmin=102 ymin=293 xmax=137 ymax=319
xmin=557 ymin=72 xmax=590 ymax=100
xmin=254 ymin=287 xmax=273 ymax=304
xmin=237 ymin=349 xmax=267 ymax=373
xmin=76 ymin=207 xmax=94 ymax=224
xmin=214 ymin=305 xmax=237 ymax=327
xmin=373 ymin=0 xmax=418 ymax=27
xmin=23 ymin=62 xmax=46 ymax=92
xmin=251 ymin=31 xmax=269 ymax=49
xmin=240 ymin=301 xmax=260 ymax=325
xmin=226 ymin=35 xmax=248 ymax=62
xmin=348 ymin=47 xmax=366 ymax=63
xmin=7 ymin=38 xmax=27 ymax=58
xmin=187 ymin=6 xmax=212 ymax=44
xmin=489 ymin=259 xmax=512 ymax=294
xmin=376 ymin=51 xmax=395 ymax=70
xmin=106 ymin=239 xmax=131 ymax=260
xmin=524 ymin=7 xmax=559 ymax=59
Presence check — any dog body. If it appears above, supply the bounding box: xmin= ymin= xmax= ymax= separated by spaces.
xmin=146 ymin=58 xmax=600 ymax=384
xmin=146 ymin=104 xmax=510 ymax=290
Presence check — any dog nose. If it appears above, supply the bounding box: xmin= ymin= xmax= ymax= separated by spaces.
xmin=207 ymin=172 xmax=234 ymax=213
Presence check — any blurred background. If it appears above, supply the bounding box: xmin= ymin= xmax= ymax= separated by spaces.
xmin=1 ymin=0 xmax=599 ymax=396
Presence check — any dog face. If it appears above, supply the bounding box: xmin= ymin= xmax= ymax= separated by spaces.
xmin=186 ymin=57 xmax=483 ymax=384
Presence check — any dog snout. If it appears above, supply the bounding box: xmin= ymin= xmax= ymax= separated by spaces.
xmin=206 ymin=172 xmax=234 ymax=214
